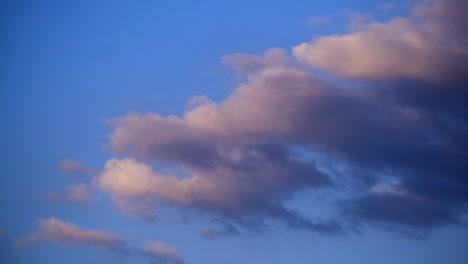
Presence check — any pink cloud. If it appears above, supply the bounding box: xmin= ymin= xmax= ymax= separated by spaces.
xmin=19 ymin=218 xmax=122 ymax=249
xmin=293 ymin=0 xmax=468 ymax=82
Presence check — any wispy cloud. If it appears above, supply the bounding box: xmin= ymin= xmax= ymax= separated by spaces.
xmin=142 ymin=240 xmax=184 ymax=264
xmin=19 ymin=218 xmax=124 ymax=250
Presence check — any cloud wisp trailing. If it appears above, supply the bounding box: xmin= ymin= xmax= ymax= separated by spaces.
xmin=97 ymin=0 xmax=468 ymax=235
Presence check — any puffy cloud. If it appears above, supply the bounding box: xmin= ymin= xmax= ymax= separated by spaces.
xmin=19 ymin=218 xmax=123 ymax=250
xmin=59 ymin=159 xmax=97 ymax=177
xmin=142 ymin=240 xmax=184 ymax=264
xmin=98 ymin=0 xmax=468 ymax=235
xmin=293 ymin=0 xmax=468 ymax=82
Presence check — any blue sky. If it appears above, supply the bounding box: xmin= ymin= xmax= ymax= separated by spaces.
xmin=1 ymin=0 xmax=468 ymax=263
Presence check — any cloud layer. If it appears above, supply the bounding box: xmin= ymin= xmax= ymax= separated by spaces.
xmin=97 ymin=0 xmax=468 ymax=234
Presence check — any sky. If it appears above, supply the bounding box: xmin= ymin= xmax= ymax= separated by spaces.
xmin=1 ymin=0 xmax=468 ymax=263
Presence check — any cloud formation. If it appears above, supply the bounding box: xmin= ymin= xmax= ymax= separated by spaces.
xmin=142 ymin=240 xmax=184 ymax=264
xmin=20 ymin=218 xmax=123 ymax=250
xmin=98 ymin=0 xmax=468 ymax=235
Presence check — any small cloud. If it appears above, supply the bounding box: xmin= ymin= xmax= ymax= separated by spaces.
xmin=19 ymin=218 xmax=124 ymax=250
xmin=142 ymin=240 xmax=184 ymax=264
xmin=59 ymin=159 xmax=97 ymax=177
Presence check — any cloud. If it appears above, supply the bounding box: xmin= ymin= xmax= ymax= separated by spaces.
xmin=19 ymin=218 xmax=124 ymax=251
xmin=59 ymin=159 xmax=97 ymax=177
xmin=293 ymin=0 xmax=468 ymax=82
xmin=142 ymin=240 xmax=184 ymax=264
xmin=98 ymin=156 xmax=338 ymax=233
xmin=47 ymin=184 xmax=93 ymax=203
xmin=97 ymin=0 xmax=468 ymax=235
